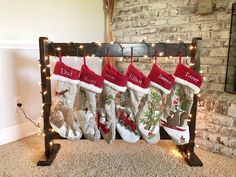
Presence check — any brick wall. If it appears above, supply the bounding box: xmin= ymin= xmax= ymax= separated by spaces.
xmin=113 ymin=0 xmax=236 ymax=158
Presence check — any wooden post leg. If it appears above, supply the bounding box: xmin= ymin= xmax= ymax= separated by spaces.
xmin=177 ymin=38 xmax=203 ymax=167
xmin=37 ymin=37 xmax=61 ymax=166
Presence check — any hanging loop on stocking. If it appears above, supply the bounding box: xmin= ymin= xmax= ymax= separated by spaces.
xmin=106 ymin=47 xmax=110 ymax=65
xmin=58 ymin=50 xmax=62 ymax=63
xmin=154 ymin=50 xmax=158 ymax=64
xmin=178 ymin=51 xmax=182 ymax=63
xmin=130 ymin=47 xmax=133 ymax=65
xmin=83 ymin=49 xmax=87 ymax=66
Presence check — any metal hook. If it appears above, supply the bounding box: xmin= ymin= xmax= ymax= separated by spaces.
xmin=50 ymin=42 xmax=57 ymax=57
xmin=71 ymin=42 xmax=79 ymax=57
xmin=157 ymin=42 xmax=167 ymax=56
xmin=178 ymin=41 xmax=188 ymax=55
xmin=142 ymin=39 xmax=150 ymax=56
xmin=114 ymin=41 xmax=124 ymax=56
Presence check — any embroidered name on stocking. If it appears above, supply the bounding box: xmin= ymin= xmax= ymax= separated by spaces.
xmin=129 ymin=74 xmax=142 ymax=84
xmin=185 ymin=72 xmax=199 ymax=83
xmin=61 ymin=68 xmax=73 ymax=77
xmin=158 ymin=74 xmax=172 ymax=84
xmin=84 ymin=76 xmax=97 ymax=85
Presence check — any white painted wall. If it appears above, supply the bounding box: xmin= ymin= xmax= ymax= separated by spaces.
xmin=0 ymin=0 xmax=105 ymax=144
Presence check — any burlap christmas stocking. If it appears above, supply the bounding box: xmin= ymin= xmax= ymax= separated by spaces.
xmin=115 ymin=53 xmax=150 ymax=143
xmin=50 ymin=55 xmax=82 ymax=140
xmin=160 ymin=54 xmax=203 ymax=145
xmin=75 ymin=56 xmax=104 ymax=141
xmin=98 ymin=61 xmax=127 ymax=144
xmin=137 ymin=58 xmax=175 ymax=144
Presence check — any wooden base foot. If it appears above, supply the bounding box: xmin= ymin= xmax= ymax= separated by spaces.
xmin=37 ymin=144 xmax=61 ymax=166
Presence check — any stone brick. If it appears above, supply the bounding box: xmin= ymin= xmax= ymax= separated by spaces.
xmin=190 ymin=14 xmax=216 ymax=23
xmin=196 ymin=119 xmax=208 ymax=130
xmin=116 ymin=62 xmax=129 ymax=70
xmin=210 ymin=113 xmax=234 ymax=127
xmin=131 ymin=5 xmax=149 ymax=13
xmin=220 ymin=136 xmax=236 ymax=148
xmin=221 ymin=147 xmax=236 ymax=159
xmin=139 ymin=27 xmax=157 ymax=35
xmin=201 ymin=83 xmax=225 ymax=92
xmin=201 ymin=21 xmax=226 ymax=31
xmin=203 ymin=74 xmax=226 ymax=84
xmin=221 ymin=127 xmax=236 ymax=138
xmin=168 ymin=17 xmax=189 ymax=25
xmin=228 ymin=103 xmax=236 ymax=118
xmin=132 ymin=21 xmax=149 ymax=27
xmin=148 ymin=2 xmax=167 ymax=10
xmin=167 ymin=0 xmax=189 ymax=7
xmin=216 ymin=13 xmax=231 ymax=21
xmin=210 ymin=31 xmax=230 ymax=39
xmin=201 ymin=57 xmax=225 ymax=65
xmin=208 ymin=133 xmax=220 ymax=143
xmin=215 ymin=100 xmax=229 ymax=115
xmin=149 ymin=19 xmax=167 ymax=26
xmin=208 ymin=66 xmax=226 ymax=74
xmin=206 ymin=123 xmax=222 ymax=133
xmin=123 ymin=29 xmax=138 ymax=36
xmin=209 ymin=48 xmax=228 ymax=57
xmin=133 ymin=63 xmax=146 ymax=70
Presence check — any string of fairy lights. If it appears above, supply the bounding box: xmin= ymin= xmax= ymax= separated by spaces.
xmin=19 ymin=37 xmax=206 ymax=156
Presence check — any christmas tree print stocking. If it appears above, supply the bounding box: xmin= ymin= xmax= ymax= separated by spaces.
xmin=118 ymin=52 xmax=150 ymax=143
xmin=50 ymin=54 xmax=82 ymax=140
xmin=160 ymin=54 xmax=203 ymax=145
xmin=137 ymin=55 xmax=175 ymax=144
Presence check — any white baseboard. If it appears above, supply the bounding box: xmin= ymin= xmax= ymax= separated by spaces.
xmin=0 ymin=120 xmax=40 ymax=145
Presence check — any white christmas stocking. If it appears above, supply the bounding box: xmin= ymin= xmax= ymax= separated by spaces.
xmin=50 ymin=58 xmax=82 ymax=140
xmin=160 ymin=54 xmax=203 ymax=145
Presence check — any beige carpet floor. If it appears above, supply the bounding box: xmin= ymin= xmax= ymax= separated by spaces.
xmin=0 ymin=135 xmax=236 ymax=177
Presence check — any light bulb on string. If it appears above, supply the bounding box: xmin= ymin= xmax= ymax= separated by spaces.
xmin=187 ymin=151 xmax=191 ymax=159
xmin=43 ymin=68 xmax=46 ymax=73
xmin=166 ymin=40 xmax=170 ymax=43
xmin=189 ymin=45 xmax=194 ymax=50
xmin=56 ymin=47 xmax=61 ymax=51
xmin=49 ymin=141 xmax=53 ymax=146
xmin=189 ymin=63 xmax=195 ymax=67
xmin=178 ymin=37 xmax=181 ymax=42
xmin=43 ymin=91 xmax=47 ymax=95
xmin=159 ymin=52 xmax=164 ymax=57
xmin=110 ymin=41 xmax=114 ymax=44
xmin=189 ymin=114 xmax=192 ymax=118
xmin=144 ymin=55 xmax=148 ymax=59
xmin=45 ymin=56 xmax=48 ymax=61
xmin=195 ymin=144 xmax=199 ymax=148
xmin=79 ymin=45 xmax=84 ymax=49
xmin=151 ymin=43 xmax=155 ymax=47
